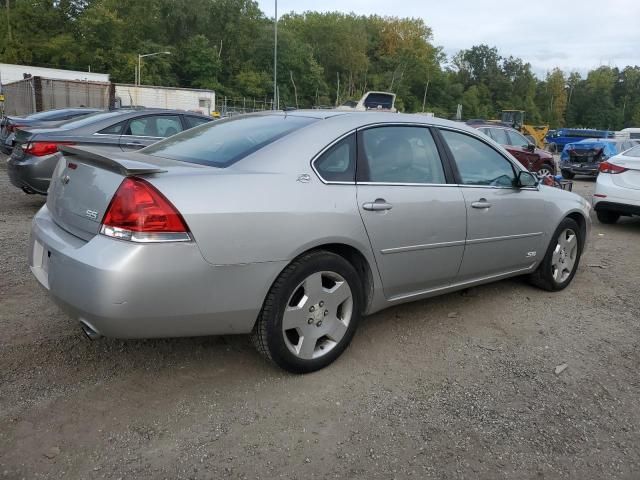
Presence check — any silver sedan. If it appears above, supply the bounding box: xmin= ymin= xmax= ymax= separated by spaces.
xmin=29 ymin=111 xmax=591 ymax=372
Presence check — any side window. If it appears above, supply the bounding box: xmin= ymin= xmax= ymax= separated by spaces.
xmin=507 ymin=129 xmax=529 ymax=147
xmin=98 ymin=121 xmax=126 ymax=135
xmin=156 ymin=116 xmax=183 ymax=137
xmin=440 ymin=129 xmax=516 ymax=187
xmin=313 ymin=134 xmax=356 ymax=182
xmin=360 ymin=126 xmax=446 ymax=184
xmin=125 ymin=115 xmax=182 ymax=137
xmin=489 ymin=128 xmax=510 ymax=145
xmin=185 ymin=116 xmax=211 ymax=129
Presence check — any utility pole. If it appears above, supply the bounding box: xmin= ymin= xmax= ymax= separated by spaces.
xmin=422 ymin=78 xmax=430 ymax=112
xmin=273 ymin=0 xmax=278 ymax=110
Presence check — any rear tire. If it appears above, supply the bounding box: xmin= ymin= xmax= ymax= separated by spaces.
xmin=529 ymin=217 xmax=583 ymax=292
xmin=251 ymin=250 xmax=363 ymax=373
xmin=561 ymin=170 xmax=575 ymax=180
xmin=596 ymin=210 xmax=620 ymax=224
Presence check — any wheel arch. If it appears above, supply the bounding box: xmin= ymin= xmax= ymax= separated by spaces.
xmin=265 ymin=241 xmax=378 ymax=317
xmin=565 ymin=210 xmax=588 ymax=249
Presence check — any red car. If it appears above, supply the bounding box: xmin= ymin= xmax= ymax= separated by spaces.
xmin=469 ymin=123 xmax=556 ymax=176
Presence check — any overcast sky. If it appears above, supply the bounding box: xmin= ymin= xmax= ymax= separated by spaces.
xmin=257 ymin=0 xmax=640 ymax=78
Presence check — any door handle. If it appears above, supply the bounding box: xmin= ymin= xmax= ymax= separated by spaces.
xmin=124 ymin=142 xmax=144 ymax=148
xmin=471 ymin=199 xmax=492 ymax=209
xmin=362 ymin=199 xmax=393 ymax=211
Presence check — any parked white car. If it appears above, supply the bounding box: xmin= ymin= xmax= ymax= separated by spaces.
xmin=593 ymin=144 xmax=640 ymax=223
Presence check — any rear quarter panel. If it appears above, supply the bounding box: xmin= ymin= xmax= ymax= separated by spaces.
xmin=145 ymin=115 xmax=381 ymax=269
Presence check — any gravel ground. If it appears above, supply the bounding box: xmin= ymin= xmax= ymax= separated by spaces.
xmin=1 ymin=157 xmax=639 ymax=479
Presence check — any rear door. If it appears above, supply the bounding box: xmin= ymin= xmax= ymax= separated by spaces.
xmin=438 ymin=128 xmax=547 ymax=281
xmin=356 ymin=125 xmax=466 ymax=299
xmin=119 ymin=114 xmax=183 ymax=151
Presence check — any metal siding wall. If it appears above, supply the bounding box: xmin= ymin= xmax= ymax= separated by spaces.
xmin=40 ymin=79 xmax=110 ymax=110
xmin=2 ymin=78 xmax=36 ymax=116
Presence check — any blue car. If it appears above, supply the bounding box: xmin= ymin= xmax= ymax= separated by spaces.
xmin=546 ymin=128 xmax=615 ymax=152
xmin=560 ymin=138 xmax=639 ymax=178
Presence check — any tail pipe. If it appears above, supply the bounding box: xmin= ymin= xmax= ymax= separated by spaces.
xmin=80 ymin=321 xmax=102 ymax=341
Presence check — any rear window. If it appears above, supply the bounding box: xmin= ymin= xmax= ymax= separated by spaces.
xmin=27 ymin=110 xmax=73 ymax=121
xmin=363 ymin=93 xmax=394 ymax=109
xmin=143 ymin=114 xmax=318 ymax=167
xmin=624 ymin=145 xmax=640 ymax=157
xmin=55 ymin=111 xmax=127 ymax=130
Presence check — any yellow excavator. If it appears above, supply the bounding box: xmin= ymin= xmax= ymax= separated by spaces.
xmin=499 ymin=110 xmax=549 ymax=149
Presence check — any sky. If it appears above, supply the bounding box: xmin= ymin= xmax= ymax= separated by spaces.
xmin=257 ymin=0 xmax=640 ymax=78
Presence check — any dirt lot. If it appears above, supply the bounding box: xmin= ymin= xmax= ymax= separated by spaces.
xmin=1 ymin=157 xmax=639 ymax=480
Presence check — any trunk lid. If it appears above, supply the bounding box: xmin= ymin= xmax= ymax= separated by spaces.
xmin=610 ymin=155 xmax=640 ymax=190
xmin=46 ymin=146 xmax=171 ymax=241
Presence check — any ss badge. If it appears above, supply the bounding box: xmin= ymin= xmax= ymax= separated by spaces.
xmin=526 ymin=251 xmax=537 ymax=258
xmin=85 ymin=209 xmax=99 ymax=220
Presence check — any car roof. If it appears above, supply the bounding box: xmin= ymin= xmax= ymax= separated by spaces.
xmin=250 ymin=109 xmax=473 ymax=130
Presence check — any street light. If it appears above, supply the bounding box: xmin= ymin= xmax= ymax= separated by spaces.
xmin=137 ymin=51 xmax=171 ymax=86
xmin=273 ymin=0 xmax=278 ymax=110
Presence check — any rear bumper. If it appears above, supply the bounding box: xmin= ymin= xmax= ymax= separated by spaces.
xmin=7 ymin=153 xmax=60 ymax=194
xmin=593 ymin=175 xmax=640 ymax=215
xmin=561 ymin=163 xmax=599 ymax=176
xmin=593 ymin=201 xmax=640 ymax=216
xmin=29 ymin=205 xmax=286 ymax=338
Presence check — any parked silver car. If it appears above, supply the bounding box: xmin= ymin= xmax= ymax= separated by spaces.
xmin=0 ymin=107 xmax=102 ymax=154
xmin=7 ymin=109 xmax=212 ymax=194
xmin=29 ymin=111 xmax=591 ymax=372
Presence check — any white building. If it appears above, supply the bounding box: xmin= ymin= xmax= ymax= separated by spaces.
xmin=0 ymin=63 xmax=109 ymax=85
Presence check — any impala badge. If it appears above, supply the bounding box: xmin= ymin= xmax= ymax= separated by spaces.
xmin=85 ymin=209 xmax=98 ymax=220
xmin=61 ymin=175 xmax=70 ymax=185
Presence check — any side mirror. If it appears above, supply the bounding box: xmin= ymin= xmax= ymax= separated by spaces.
xmin=525 ymin=143 xmax=536 ymax=152
xmin=516 ymin=170 xmax=538 ymax=188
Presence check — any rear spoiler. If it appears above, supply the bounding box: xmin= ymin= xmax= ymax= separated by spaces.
xmin=59 ymin=145 xmax=167 ymax=176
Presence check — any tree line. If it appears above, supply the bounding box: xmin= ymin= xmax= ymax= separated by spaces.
xmin=1 ymin=0 xmax=638 ymax=129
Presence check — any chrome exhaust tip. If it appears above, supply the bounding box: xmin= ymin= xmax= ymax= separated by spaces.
xmin=80 ymin=321 xmax=102 ymax=341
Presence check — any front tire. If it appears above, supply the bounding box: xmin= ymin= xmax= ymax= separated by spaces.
xmin=538 ymin=163 xmax=554 ymax=177
xmin=251 ymin=250 xmax=363 ymax=373
xmin=596 ymin=210 xmax=620 ymax=224
xmin=529 ymin=218 xmax=583 ymax=292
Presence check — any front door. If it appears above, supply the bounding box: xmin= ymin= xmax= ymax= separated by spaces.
xmin=356 ymin=125 xmax=467 ymax=299
xmin=438 ymin=128 xmax=547 ymax=281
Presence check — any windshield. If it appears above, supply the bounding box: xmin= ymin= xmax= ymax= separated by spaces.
xmin=143 ymin=114 xmax=318 ymax=167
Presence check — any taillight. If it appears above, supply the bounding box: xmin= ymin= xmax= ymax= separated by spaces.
xmin=23 ymin=141 xmax=75 ymax=157
xmin=100 ymin=177 xmax=190 ymax=242
xmin=599 ymin=161 xmax=627 ymax=174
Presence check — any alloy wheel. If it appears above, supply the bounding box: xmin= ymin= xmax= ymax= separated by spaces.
xmin=282 ymin=271 xmax=353 ymax=360
xmin=551 ymin=228 xmax=578 ymax=283
xmin=538 ymin=166 xmax=553 ymax=177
